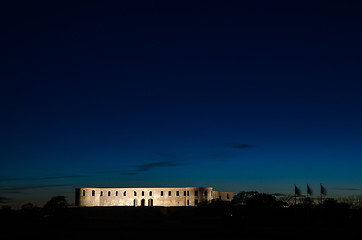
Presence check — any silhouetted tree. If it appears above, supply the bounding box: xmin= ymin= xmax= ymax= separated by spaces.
xmin=246 ymin=193 xmax=284 ymax=209
xmin=0 ymin=205 xmax=17 ymax=221
xmin=322 ymin=198 xmax=349 ymax=209
xmin=21 ymin=203 xmax=36 ymax=210
xmin=21 ymin=203 xmax=41 ymax=218
xmin=232 ymin=191 xmax=259 ymax=205
xmin=1 ymin=205 xmax=12 ymax=211
xmin=43 ymin=196 xmax=68 ymax=215
xmin=337 ymin=195 xmax=362 ymax=209
xmin=302 ymin=197 xmax=314 ymax=206
xmin=318 ymin=198 xmax=351 ymax=223
xmin=233 ymin=191 xmax=285 ymax=208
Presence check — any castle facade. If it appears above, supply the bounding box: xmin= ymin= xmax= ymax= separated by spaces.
xmin=75 ymin=187 xmax=232 ymax=207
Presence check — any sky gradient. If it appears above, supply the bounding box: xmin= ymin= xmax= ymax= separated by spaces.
xmin=1 ymin=1 xmax=362 ymax=208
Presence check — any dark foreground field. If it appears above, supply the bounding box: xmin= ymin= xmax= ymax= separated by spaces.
xmin=2 ymin=205 xmax=362 ymax=239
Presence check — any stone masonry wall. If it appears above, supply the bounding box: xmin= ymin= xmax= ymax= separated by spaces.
xmin=76 ymin=187 xmax=233 ymax=207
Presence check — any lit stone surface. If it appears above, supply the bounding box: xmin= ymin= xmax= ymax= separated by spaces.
xmin=75 ymin=187 xmax=232 ymax=207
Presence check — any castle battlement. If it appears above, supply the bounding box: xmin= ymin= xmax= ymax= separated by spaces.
xmin=75 ymin=187 xmax=233 ymax=207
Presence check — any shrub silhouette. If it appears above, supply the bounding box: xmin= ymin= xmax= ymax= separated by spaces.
xmin=232 ymin=191 xmax=259 ymax=205
xmin=247 ymin=193 xmax=283 ymax=209
xmin=302 ymin=197 xmax=314 ymax=206
xmin=43 ymin=196 xmax=68 ymax=215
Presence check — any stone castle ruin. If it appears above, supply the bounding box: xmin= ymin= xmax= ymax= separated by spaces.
xmin=76 ymin=187 xmax=233 ymax=207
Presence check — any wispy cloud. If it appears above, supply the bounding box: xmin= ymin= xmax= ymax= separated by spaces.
xmin=1 ymin=191 xmax=22 ymax=194
xmin=153 ymin=151 xmax=179 ymax=159
xmin=136 ymin=160 xmax=183 ymax=172
xmin=1 ymin=183 xmax=76 ymax=192
xmin=0 ymin=175 xmax=85 ymax=182
xmin=208 ymin=152 xmax=235 ymax=160
xmin=207 ymin=143 xmax=257 ymax=149
xmin=272 ymin=193 xmax=288 ymax=197
xmin=0 ymin=197 xmax=13 ymax=204
xmin=122 ymin=160 xmax=183 ymax=175
xmin=231 ymin=144 xmax=256 ymax=149
xmin=122 ymin=172 xmax=138 ymax=176
xmin=333 ymin=188 xmax=362 ymax=191
xmin=31 ymin=176 xmax=84 ymax=180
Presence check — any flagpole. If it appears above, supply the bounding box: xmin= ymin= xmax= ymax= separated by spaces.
xmin=320 ymin=184 xmax=327 ymax=204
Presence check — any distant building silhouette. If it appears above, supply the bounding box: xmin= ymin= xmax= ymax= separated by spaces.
xmin=75 ymin=187 xmax=232 ymax=207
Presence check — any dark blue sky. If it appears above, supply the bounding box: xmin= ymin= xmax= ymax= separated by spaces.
xmin=2 ymin=1 xmax=362 ymax=207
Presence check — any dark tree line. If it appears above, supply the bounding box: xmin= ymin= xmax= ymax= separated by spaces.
xmin=1 ymin=192 xmax=362 ymax=225
xmin=0 ymin=195 xmax=69 ymax=218
xmin=1 ymin=192 xmax=361 ymax=239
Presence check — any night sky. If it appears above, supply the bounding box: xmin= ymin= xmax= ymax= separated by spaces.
xmin=2 ymin=1 xmax=362 ymax=208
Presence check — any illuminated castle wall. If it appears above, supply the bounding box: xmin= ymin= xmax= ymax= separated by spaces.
xmin=75 ymin=187 xmax=232 ymax=207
